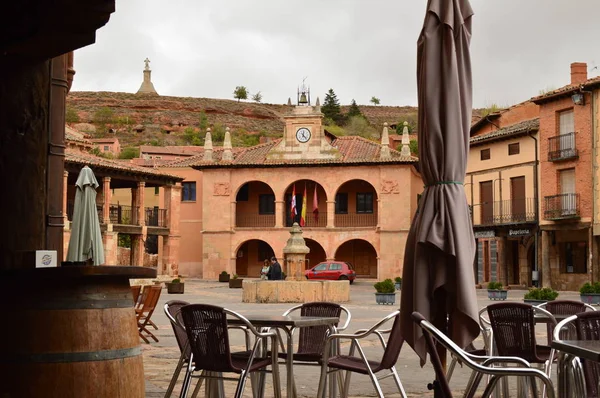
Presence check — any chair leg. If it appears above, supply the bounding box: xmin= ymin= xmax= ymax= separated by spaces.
xmin=366 ymin=370 xmax=384 ymax=398
xmin=343 ymin=370 xmax=352 ymax=397
xmin=446 ymin=355 xmax=458 ymax=383
xmin=165 ymin=354 xmax=186 ymax=398
xmin=149 ymin=319 xmax=159 ymax=330
xmin=234 ymin=370 xmax=248 ymax=398
xmin=179 ymin=366 xmax=194 ymax=398
xmin=316 ymin=364 xmax=329 ymax=398
xmin=190 ymin=374 xmax=204 ymax=398
xmin=138 ymin=329 xmax=150 ymax=344
xmin=390 ymin=367 xmax=407 ymax=398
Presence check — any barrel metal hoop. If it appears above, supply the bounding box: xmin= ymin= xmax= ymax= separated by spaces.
xmin=1 ymin=347 xmax=142 ymax=364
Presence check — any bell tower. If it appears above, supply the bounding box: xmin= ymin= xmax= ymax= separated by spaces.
xmin=267 ymin=79 xmax=339 ymax=160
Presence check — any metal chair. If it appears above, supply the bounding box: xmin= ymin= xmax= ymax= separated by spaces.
xmin=574 ymin=311 xmax=600 ymax=397
xmin=316 ymin=310 xmax=406 ymax=398
xmin=537 ymin=300 xmax=595 ymax=343
xmin=136 ymin=284 xmax=162 ymax=343
xmin=411 ymin=311 xmax=555 ymax=398
xmin=179 ymin=304 xmax=281 ymax=398
xmin=164 ymin=300 xmax=196 ymax=398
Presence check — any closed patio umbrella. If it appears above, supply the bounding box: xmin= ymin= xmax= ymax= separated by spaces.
xmin=400 ymin=0 xmax=479 ymax=365
xmin=66 ymin=166 xmax=105 ymax=265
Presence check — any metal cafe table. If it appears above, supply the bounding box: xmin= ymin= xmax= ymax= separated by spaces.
xmin=552 ymin=339 xmax=600 ymax=398
xmin=228 ymin=314 xmax=340 ymax=398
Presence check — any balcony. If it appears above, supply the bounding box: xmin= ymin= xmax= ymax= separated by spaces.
xmin=335 ymin=213 xmax=377 ymax=227
xmin=548 ymin=132 xmax=578 ymax=162
xmin=285 ymin=212 xmax=327 ymax=228
xmin=236 ymin=213 xmax=276 ymax=228
xmin=145 ymin=207 xmax=167 ymax=227
xmin=475 ymin=198 xmax=537 ymax=226
xmin=67 ymin=202 xmax=103 ymax=223
xmin=544 ymin=193 xmax=580 ymax=220
xmin=109 ymin=205 xmax=139 ymax=225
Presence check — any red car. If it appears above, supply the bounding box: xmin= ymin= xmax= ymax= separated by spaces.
xmin=305 ymin=261 xmax=356 ymax=284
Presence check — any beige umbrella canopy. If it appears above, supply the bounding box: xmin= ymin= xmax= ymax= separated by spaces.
xmin=400 ymin=0 xmax=479 ymax=364
xmin=66 ymin=166 xmax=105 ymax=265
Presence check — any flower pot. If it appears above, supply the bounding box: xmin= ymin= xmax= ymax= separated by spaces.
xmin=395 ymin=282 xmax=402 ymax=291
xmin=580 ymin=293 xmax=600 ymax=305
xmin=375 ymin=292 xmax=396 ymax=305
xmin=166 ymin=282 xmax=185 ymax=294
xmin=487 ymin=290 xmax=508 ymax=301
xmin=229 ymin=278 xmax=243 ymax=289
xmin=218 ymin=274 xmax=230 ymax=283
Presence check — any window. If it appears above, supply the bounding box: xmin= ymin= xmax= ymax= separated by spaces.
xmin=356 ymin=192 xmax=374 ymax=213
xmin=103 ymin=145 xmax=109 ymax=151
xmin=329 ymin=263 xmax=342 ymax=271
xmin=559 ymin=109 xmax=574 ymax=135
xmin=236 ymin=184 xmax=249 ymax=201
xmin=335 ymin=193 xmax=348 ymax=214
xmin=154 ymin=187 xmax=159 ymax=195
xmin=182 ymin=182 xmax=196 ymax=201
xmin=314 ymin=263 xmax=327 ymax=271
xmin=480 ymin=148 xmax=490 ymax=160
xmin=562 ymin=241 xmax=587 ymax=273
xmin=259 ymin=194 xmax=275 ymax=215
xmin=508 ymin=143 xmax=520 ymax=155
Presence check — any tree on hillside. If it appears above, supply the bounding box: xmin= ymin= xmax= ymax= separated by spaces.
xmin=345 ymin=115 xmax=376 ymax=139
xmin=211 ymin=123 xmax=226 ymax=144
xmin=183 ymin=127 xmax=203 ymax=146
xmin=66 ymin=107 xmax=80 ymax=123
xmin=119 ymin=147 xmax=140 ymax=159
xmin=347 ymin=99 xmax=362 ymax=118
xmin=93 ymin=107 xmax=114 ymax=125
xmin=322 ymin=89 xmax=343 ymax=125
xmin=252 ymin=91 xmax=263 ymax=103
xmin=370 ymin=96 xmax=381 ymax=106
xmin=198 ymin=111 xmax=208 ymax=131
xmin=233 ymin=86 xmax=248 ymax=102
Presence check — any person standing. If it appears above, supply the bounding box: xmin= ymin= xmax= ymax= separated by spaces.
xmin=267 ymin=256 xmax=282 ymax=281
xmin=260 ymin=259 xmax=270 ymax=280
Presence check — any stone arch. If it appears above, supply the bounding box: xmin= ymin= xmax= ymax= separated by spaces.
xmin=334 ymin=239 xmax=378 ymax=278
xmin=282 ymin=179 xmax=328 ymax=227
xmin=235 ymin=239 xmax=274 ymax=277
xmin=304 ymin=238 xmax=327 ymax=270
xmin=333 ymin=179 xmax=379 ymax=227
xmin=235 ymin=181 xmax=276 ymax=228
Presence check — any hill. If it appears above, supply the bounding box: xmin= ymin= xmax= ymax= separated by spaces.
xmin=65 ymin=91 xmax=419 ymax=148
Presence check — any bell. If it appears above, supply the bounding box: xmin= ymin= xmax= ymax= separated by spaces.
xmin=299 ymin=92 xmax=308 ymax=104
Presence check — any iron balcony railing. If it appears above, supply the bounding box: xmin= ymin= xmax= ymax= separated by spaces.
xmin=544 ymin=193 xmax=580 ymax=220
xmin=285 ymin=212 xmax=327 ymax=228
xmin=109 ymin=205 xmax=139 ymax=225
xmin=145 ymin=207 xmax=167 ymax=227
xmin=548 ymin=132 xmax=578 ymax=161
xmin=335 ymin=213 xmax=377 ymax=227
xmin=67 ymin=202 xmax=103 ymax=223
xmin=236 ymin=213 xmax=276 ymax=228
xmin=475 ymin=198 xmax=537 ymax=225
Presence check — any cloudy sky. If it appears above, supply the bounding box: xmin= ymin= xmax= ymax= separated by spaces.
xmin=71 ymin=1 xmax=600 ymax=108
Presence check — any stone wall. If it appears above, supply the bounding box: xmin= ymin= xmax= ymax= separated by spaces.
xmin=117 ymin=247 xmax=158 ymax=268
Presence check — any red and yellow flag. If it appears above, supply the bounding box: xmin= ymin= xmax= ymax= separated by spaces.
xmin=300 ymin=184 xmax=307 ymax=227
xmin=313 ymin=184 xmax=319 ymax=222
xmin=291 ymin=184 xmax=297 ymax=218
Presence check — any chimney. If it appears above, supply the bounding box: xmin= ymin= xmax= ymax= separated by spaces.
xmin=203 ymin=128 xmax=213 ymax=162
xmin=380 ymin=123 xmax=391 ymax=159
xmin=571 ymin=62 xmax=588 ymax=85
xmin=222 ymin=127 xmax=233 ymax=161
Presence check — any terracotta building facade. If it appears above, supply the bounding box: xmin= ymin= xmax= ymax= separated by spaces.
xmin=162 ymin=104 xmax=422 ymax=280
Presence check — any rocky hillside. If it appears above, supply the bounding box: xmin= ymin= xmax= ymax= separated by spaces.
xmin=66 ymin=91 xmax=420 ymax=148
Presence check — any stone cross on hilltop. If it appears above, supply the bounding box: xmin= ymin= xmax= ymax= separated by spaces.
xmin=144 ymin=58 xmax=150 ymax=70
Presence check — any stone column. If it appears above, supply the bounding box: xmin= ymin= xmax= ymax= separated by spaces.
xmin=541 ymin=230 xmax=551 ymax=288
xmin=275 ymin=200 xmax=284 ymax=228
xmin=326 ymin=200 xmax=335 ymax=228
xmin=63 ymin=171 xmax=69 ymax=228
xmin=162 ymin=184 xmax=181 ymax=275
xmin=231 ymin=201 xmax=237 ymax=230
xmin=137 ymin=181 xmax=146 ymax=226
xmin=131 ymin=235 xmax=145 ymax=267
xmin=102 ymin=177 xmax=111 ymax=225
xmin=497 ymin=236 xmax=507 ymax=285
xmin=282 ymin=223 xmax=310 ymax=281
xmin=103 ymin=231 xmax=118 ymax=265
xmin=131 ymin=187 xmax=138 ymax=224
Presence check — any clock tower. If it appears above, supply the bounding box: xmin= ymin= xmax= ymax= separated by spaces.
xmin=268 ymin=84 xmax=339 ymax=161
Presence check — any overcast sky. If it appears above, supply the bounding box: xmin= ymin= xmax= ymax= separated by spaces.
xmin=71 ymin=1 xmax=600 ymax=108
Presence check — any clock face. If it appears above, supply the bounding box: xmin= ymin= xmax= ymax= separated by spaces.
xmin=296 ymin=127 xmax=311 ymax=143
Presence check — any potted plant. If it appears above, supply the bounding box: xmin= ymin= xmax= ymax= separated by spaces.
xmin=580 ymin=282 xmax=600 ymax=305
xmin=229 ymin=274 xmax=243 ymax=288
xmin=218 ymin=271 xmax=230 ymax=283
xmin=166 ymin=276 xmax=185 ymax=294
xmin=487 ymin=281 xmax=508 ymax=301
xmin=523 ymin=287 xmax=559 ymax=305
xmin=394 ymin=277 xmax=402 ymax=291
xmin=374 ymin=279 xmax=396 ymax=305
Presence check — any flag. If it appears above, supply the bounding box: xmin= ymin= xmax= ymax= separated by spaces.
xmin=300 ymin=184 xmax=307 ymax=227
xmin=313 ymin=184 xmax=319 ymax=222
xmin=291 ymin=184 xmax=297 ymax=219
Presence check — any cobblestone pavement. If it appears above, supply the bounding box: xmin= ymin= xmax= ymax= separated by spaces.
xmin=143 ymin=280 xmax=580 ymax=397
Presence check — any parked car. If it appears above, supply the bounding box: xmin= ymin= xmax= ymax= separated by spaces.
xmin=304 ymin=261 xmax=356 ymax=284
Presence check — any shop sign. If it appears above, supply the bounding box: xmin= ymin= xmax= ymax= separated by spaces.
xmin=508 ymin=228 xmax=531 ymax=237
xmin=474 ymin=230 xmax=495 ymax=239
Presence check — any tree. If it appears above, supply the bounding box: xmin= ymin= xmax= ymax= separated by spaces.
xmin=409 ymin=139 xmax=419 ymax=155
xmin=183 ymin=127 xmax=203 ymax=146
xmin=66 ymin=107 xmax=80 ymax=123
xmin=345 ymin=115 xmax=376 ymax=139
xmin=211 ymin=123 xmax=226 ymax=144
xmin=370 ymin=96 xmax=381 ymax=106
xmin=322 ymin=89 xmax=343 ymax=124
xmin=93 ymin=107 xmax=114 ymax=125
xmin=347 ymin=99 xmax=362 ymax=118
xmin=118 ymin=147 xmax=140 ymax=159
xmin=233 ymin=86 xmax=248 ymax=102
xmin=198 ymin=111 xmax=208 ymax=131
xmin=252 ymin=91 xmax=263 ymax=103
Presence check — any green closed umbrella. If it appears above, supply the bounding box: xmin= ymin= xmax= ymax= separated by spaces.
xmin=66 ymin=166 xmax=105 ymax=265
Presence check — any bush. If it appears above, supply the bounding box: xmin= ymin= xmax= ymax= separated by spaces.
xmin=220 ymin=271 xmax=229 ymax=276
xmin=394 ymin=277 xmax=402 ymax=284
xmin=232 ymin=274 xmax=238 ymax=280
xmin=487 ymin=281 xmax=504 ymax=290
xmin=171 ymin=278 xmax=181 ymax=284
xmin=524 ymin=287 xmax=559 ymax=301
xmin=119 ymin=147 xmax=140 ymax=159
xmin=580 ymin=282 xmax=600 ymax=294
xmin=374 ymin=279 xmax=395 ymax=294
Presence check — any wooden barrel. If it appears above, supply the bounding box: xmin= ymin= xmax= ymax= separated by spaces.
xmin=0 ymin=266 xmax=156 ymax=398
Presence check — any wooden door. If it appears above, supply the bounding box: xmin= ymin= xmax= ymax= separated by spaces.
xmin=511 ymin=176 xmax=526 ymax=222
xmin=480 ymin=181 xmax=494 ymax=224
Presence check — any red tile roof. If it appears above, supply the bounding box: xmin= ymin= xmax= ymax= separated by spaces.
xmin=470 ymin=118 xmax=539 ymax=146
xmin=65 ymin=126 xmax=93 ymax=145
xmin=162 ymin=136 xmax=416 ymax=169
xmin=90 ymin=138 xmax=119 ymax=144
xmin=532 ymin=75 xmax=600 ymax=103
xmin=139 ymin=145 xmax=205 ymax=156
